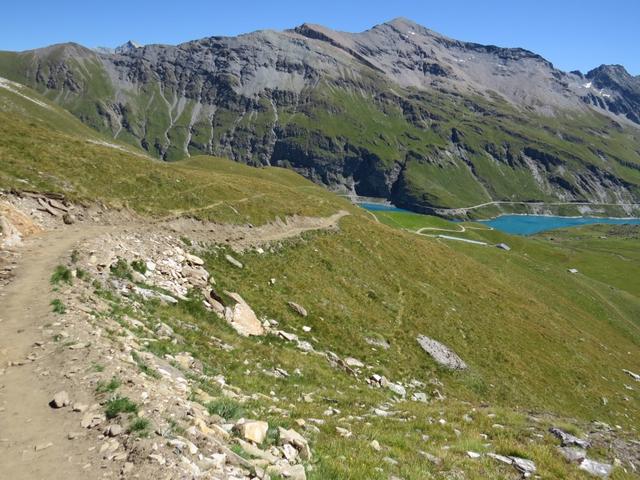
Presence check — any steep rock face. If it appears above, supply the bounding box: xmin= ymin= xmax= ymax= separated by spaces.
xmin=0 ymin=18 xmax=639 ymax=211
xmin=584 ymin=65 xmax=640 ymax=123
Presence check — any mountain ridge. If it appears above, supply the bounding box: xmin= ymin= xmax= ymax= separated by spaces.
xmin=1 ymin=18 xmax=639 ymax=215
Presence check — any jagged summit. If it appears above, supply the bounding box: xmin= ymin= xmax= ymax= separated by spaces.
xmin=115 ymin=40 xmax=142 ymax=54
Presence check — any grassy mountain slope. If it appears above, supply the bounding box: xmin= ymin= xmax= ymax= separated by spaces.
xmin=0 ymin=79 xmax=342 ymax=224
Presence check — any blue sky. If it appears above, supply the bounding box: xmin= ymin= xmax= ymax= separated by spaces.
xmin=5 ymin=0 xmax=639 ymax=75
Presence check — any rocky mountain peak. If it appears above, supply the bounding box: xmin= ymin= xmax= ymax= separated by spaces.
xmin=115 ymin=40 xmax=142 ymax=55
xmin=588 ymin=63 xmax=630 ymax=77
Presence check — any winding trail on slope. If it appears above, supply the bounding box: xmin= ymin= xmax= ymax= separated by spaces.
xmin=415 ymin=224 xmax=493 ymax=234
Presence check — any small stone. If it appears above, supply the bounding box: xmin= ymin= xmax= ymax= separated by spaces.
xmin=106 ymin=424 xmax=123 ymax=437
xmin=511 ymin=457 xmax=536 ymax=475
xmin=35 ymin=442 xmax=53 ymax=451
xmin=148 ymin=454 xmax=166 ymax=465
xmin=73 ymin=403 xmax=88 ymax=413
xmin=558 ymin=447 xmax=586 ymax=463
xmin=486 ymin=453 xmax=508 ymax=464
xmin=411 ymin=392 xmax=428 ymax=403
xmin=467 ymin=451 xmax=481 ymax=459
xmin=370 ymin=440 xmax=381 ymax=451
xmin=420 ymin=452 xmax=442 ymax=465
xmin=50 ymin=391 xmax=70 ymax=408
xmin=387 ymin=382 xmax=407 ymax=397
xmin=266 ymin=464 xmax=306 ymax=480
xmin=68 ymin=432 xmax=79 ymax=440
xmin=185 ymin=253 xmax=205 ymax=266
xmin=283 ymin=443 xmax=299 ymax=461
xmin=549 ymin=427 xmax=591 ymax=449
xmin=225 ymin=254 xmax=243 ymax=269
xmin=81 ymin=412 xmax=105 ymax=429
xmin=131 ymin=271 xmax=146 ymax=283
xmin=344 ymin=357 xmax=364 ymax=368
xmin=278 ymin=427 xmax=312 ymax=460
xmin=121 ymin=463 xmax=134 ymax=476
xmin=288 ymin=302 xmax=308 ymax=317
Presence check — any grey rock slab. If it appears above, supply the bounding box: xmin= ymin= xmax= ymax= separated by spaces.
xmin=579 ymin=458 xmax=613 ymax=478
xmin=416 ymin=335 xmax=467 ymax=370
xmin=558 ymin=446 xmax=586 ymax=463
xmin=549 ymin=427 xmax=591 ymax=449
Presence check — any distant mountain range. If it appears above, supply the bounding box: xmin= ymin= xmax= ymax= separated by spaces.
xmin=1 ymin=18 xmax=639 ymax=213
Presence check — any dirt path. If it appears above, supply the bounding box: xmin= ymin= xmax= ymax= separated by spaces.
xmin=0 ymin=226 xmax=111 ymax=480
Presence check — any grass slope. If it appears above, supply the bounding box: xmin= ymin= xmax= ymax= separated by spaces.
xmin=0 ymin=82 xmax=345 ymax=224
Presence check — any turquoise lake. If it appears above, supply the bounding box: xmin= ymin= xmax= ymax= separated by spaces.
xmin=358 ymin=202 xmax=409 ymax=212
xmin=478 ymin=215 xmax=640 ymax=235
xmin=358 ymin=203 xmax=640 ymax=235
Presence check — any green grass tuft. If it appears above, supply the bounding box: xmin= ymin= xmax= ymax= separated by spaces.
xmin=50 ymin=299 xmax=66 ymax=314
xmin=50 ymin=265 xmax=73 ymax=285
xmin=105 ymin=396 xmax=138 ymax=419
xmin=206 ymin=399 xmax=244 ymax=420
xmin=96 ymin=376 xmax=121 ymax=394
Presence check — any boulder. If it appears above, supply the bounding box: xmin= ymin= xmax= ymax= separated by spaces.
xmin=235 ymin=420 xmax=269 ymax=444
xmin=224 ymin=293 xmax=265 ymax=336
xmin=416 ymin=335 xmax=467 ymax=370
